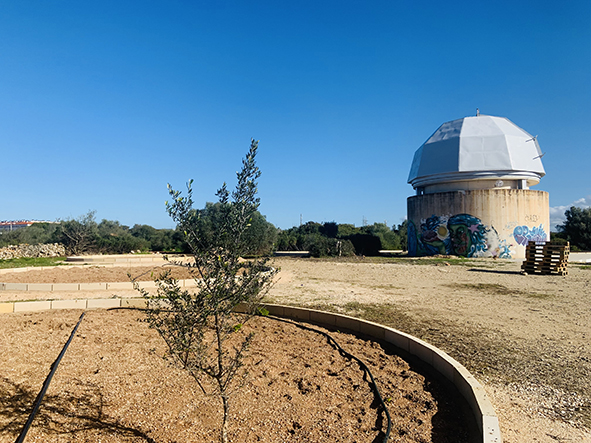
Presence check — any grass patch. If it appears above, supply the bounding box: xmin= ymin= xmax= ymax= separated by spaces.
xmin=447 ymin=283 xmax=515 ymax=295
xmin=446 ymin=283 xmax=552 ymax=299
xmin=524 ymin=292 xmax=553 ymax=299
xmin=299 ymin=255 xmax=505 ymax=267
xmin=0 ymin=257 xmax=67 ymax=269
xmin=362 ymin=283 xmax=404 ymax=291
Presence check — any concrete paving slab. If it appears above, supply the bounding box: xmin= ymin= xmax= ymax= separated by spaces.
xmin=570 ymin=252 xmax=591 ymax=263
xmin=0 ymin=303 xmax=14 ymax=313
xmin=384 ymin=328 xmax=410 ymax=352
xmin=453 ymin=366 xmax=481 ymax=414
xmin=52 ymin=283 xmax=80 ymax=291
xmin=483 ymin=415 xmax=502 ymax=443
xmin=309 ymin=310 xmax=337 ymax=327
xmin=79 ymin=283 xmax=108 ymax=291
xmin=358 ymin=320 xmax=386 ymax=340
xmin=135 ymin=281 xmax=156 ymax=289
xmin=3 ymin=283 xmax=28 ymax=291
xmin=264 ymin=305 xmax=284 ymax=317
xmin=107 ymin=282 xmax=134 ymax=290
xmin=121 ymin=299 xmax=149 ymax=309
xmin=431 ymin=348 xmax=456 ymax=382
xmin=334 ymin=315 xmax=361 ymax=333
xmin=27 ymin=283 xmax=53 ymax=291
xmin=409 ymin=337 xmax=435 ymax=366
xmin=14 ymin=300 xmax=52 ymax=312
xmin=87 ymin=299 xmax=121 ymax=309
xmin=283 ymin=306 xmax=310 ymax=321
xmin=52 ymin=299 xmax=87 ymax=310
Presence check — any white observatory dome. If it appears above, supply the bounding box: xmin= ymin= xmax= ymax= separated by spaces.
xmin=408 ymin=115 xmax=545 ymax=192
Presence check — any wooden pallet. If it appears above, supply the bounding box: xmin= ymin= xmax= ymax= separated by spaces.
xmin=521 ymin=241 xmax=569 ymax=276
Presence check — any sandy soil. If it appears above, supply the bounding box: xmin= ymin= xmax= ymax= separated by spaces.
xmin=1 ymin=257 xmax=590 ymax=442
xmin=0 ymin=264 xmax=195 ymax=284
xmin=0 ymin=309 xmax=473 ymax=442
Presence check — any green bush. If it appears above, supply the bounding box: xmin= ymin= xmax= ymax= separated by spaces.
xmin=555 ymin=206 xmax=591 ymax=251
xmin=275 ymin=220 xmax=404 ymax=256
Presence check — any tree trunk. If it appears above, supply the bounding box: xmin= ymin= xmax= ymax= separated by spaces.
xmin=221 ymin=394 xmax=229 ymax=443
xmin=215 ymin=312 xmax=229 ymax=443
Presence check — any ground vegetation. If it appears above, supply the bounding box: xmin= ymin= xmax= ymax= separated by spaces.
xmin=275 ymin=221 xmax=407 ymax=257
xmin=555 ymin=206 xmax=591 ymax=251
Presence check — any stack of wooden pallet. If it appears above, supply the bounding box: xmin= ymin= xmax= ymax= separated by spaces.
xmin=521 ymin=241 xmax=570 ymax=276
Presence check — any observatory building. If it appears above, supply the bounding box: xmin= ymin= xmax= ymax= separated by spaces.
xmin=407 ymin=114 xmax=549 ymax=259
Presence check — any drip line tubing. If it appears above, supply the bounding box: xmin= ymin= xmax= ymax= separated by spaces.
xmin=15 ymin=312 xmax=86 ymax=443
xmin=268 ymin=315 xmax=392 ymax=443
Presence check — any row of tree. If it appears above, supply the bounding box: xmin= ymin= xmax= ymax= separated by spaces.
xmin=0 ymin=206 xmax=279 ymax=256
xmin=1 ymin=206 xmax=590 ymax=256
xmin=275 ymin=221 xmax=407 ymax=257
xmin=0 ymin=210 xmax=409 ymax=257
xmin=0 ymin=211 xmax=186 ymax=255
xmin=553 ymin=206 xmax=591 ymax=251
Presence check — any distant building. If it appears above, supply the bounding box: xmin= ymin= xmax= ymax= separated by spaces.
xmin=0 ymin=220 xmax=54 ymax=233
xmin=407 ymin=114 xmax=549 ymax=259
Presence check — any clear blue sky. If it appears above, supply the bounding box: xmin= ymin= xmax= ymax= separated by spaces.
xmin=1 ymin=1 xmax=589 ymax=230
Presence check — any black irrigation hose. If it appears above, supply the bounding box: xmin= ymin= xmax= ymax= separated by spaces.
xmin=15 ymin=312 xmax=86 ymax=443
xmin=267 ymin=315 xmax=392 ymax=443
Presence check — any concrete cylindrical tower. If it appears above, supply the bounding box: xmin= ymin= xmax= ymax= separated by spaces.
xmin=407 ymin=114 xmax=549 ymax=259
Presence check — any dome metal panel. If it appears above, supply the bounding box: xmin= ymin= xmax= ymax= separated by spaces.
xmin=408 ymin=115 xmax=545 ymax=188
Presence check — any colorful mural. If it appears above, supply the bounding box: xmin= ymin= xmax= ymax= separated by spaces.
xmin=408 ymin=213 xmax=514 ymax=258
xmin=513 ymin=224 xmax=547 ymax=246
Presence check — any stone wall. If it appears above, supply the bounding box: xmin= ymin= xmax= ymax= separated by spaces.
xmin=0 ymin=243 xmax=66 ymax=260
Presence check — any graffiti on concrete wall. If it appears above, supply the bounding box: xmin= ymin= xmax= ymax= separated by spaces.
xmin=513 ymin=224 xmax=547 ymax=246
xmin=408 ymin=213 xmax=513 ymax=258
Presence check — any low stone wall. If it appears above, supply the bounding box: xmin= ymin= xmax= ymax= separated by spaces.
xmin=0 ymin=243 xmax=66 ymax=260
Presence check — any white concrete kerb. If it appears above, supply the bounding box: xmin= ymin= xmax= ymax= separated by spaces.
xmin=0 ymin=279 xmax=194 ymax=291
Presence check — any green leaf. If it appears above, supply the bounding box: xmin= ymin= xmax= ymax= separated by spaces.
xmin=257 ymin=307 xmax=269 ymax=317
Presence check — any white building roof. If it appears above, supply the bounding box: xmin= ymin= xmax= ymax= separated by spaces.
xmin=408 ymin=115 xmax=545 ymax=188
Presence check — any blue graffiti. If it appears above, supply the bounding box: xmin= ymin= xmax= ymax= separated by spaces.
xmin=420 ymin=215 xmax=450 ymax=255
xmin=513 ymin=224 xmax=547 ymax=246
xmin=496 ymin=239 xmax=512 ymax=259
xmin=448 ymin=214 xmax=488 ymax=257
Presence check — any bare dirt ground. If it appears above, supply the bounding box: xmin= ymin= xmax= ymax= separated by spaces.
xmin=0 ymin=264 xmax=195 ymax=284
xmin=266 ymin=257 xmax=591 ymax=443
xmin=0 ymin=260 xmax=476 ymax=443
xmin=1 ymin=257 xmax=590 ymax=442
xmin=0 ymin=309 xmax=473 ymax=442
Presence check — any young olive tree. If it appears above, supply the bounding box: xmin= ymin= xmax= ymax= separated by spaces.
xmin=134 ymin=139 xmax=276 ymax=443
